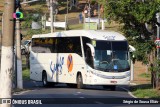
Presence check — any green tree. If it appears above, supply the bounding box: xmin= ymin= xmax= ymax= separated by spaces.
xmin=97 ymin=0 xmax=160 ymax=88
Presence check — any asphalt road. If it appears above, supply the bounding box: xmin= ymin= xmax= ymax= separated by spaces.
xmin=11 ymin=81 xmax=160 ymax=107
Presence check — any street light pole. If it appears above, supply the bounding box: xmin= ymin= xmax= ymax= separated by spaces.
xmin=88 ymin=1 xmax=90 ymax=30
xmin=98 ymin=3 xmax=100 ymax=30
xmin=156 ymin=13 xmax=160 ymax=59
xmin=16 ymin=6 xmax=23 ymax=89
xmin=66 ymin=0 xmax=68 ymax=25
xmin=0 ymin=0 xmax=15 ymax=107
xmin=50 ymin=0 xmax=53 ymax=33
xmin=156 ymin=12 xmax=160 ymax=88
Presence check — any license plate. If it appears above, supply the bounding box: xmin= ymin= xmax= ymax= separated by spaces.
xmin=110 ymin=81 xmax=117 ymax=84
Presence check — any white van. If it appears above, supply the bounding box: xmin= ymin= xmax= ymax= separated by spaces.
xmin=21 ymin=40 xmax=31 ymax=54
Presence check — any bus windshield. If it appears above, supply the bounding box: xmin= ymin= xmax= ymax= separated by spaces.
xmin=93 ymin=41 xmax=130 ymax=72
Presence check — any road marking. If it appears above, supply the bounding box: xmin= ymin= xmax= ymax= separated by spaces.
xmin=73 ymin=94 xmax=78 ymax=95
xmin=77 ymin=92 xmax=81 ymax=94
xmin=118 ymin=86 xmax=137 ymax=98
xmin=130 ymin=82 xmax=137 ymax=86
xmin=13 ymin=90 xmax=30 ymax=95
xmin=95 ymin=101 xmax=104 ymax=104
xmin=74 ymin=92 xmax=82 ymax=96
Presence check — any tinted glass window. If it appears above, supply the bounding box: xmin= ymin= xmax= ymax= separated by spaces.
xmin=95 ymin=41 xmax=111 ymax=50
xmin=94 ymin=41 xmax=130 ymax=72
xmin=82 ymin=37 xmax=91 ymax=56
xmin=112 ymin=41 xmax=128 ymax=51
xmin=32 ymin=37 xmax=82 ymax=56
xmin=32 ymin=38 xmax=56 ymax=53
xmin=57 ymin=37 xmax=82 ymax=56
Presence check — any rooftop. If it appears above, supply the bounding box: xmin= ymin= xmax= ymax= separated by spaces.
xmin=32 ymin=30 xmax=127 ymax=41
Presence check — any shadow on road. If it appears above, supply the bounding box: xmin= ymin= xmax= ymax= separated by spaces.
xmin=23 ymin=80 xmax=128 ymax=92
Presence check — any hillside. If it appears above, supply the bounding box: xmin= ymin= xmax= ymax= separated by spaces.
xmin=0 ymin=0 xmax=4 ymax=30
xmin=0 ymin=0 xmax=4 ymax=12
xmin=0 ymin=0 xmax=150 ymax=85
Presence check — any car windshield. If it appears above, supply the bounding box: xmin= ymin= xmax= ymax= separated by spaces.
xmin=93 ymin=41 xmax=130 ymax=72
xmin=22 ymin=40 xmax=30 ymax=45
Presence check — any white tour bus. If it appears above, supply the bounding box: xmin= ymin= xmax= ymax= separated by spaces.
xmin=30 ymin=30 xmax=131 ymax=90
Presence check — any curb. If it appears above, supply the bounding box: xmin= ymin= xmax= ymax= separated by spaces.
xmin=130 ymin=82 xmax=137 ymax=86
xmin=119 ymin=86 xmax=137 ymax=98
xmin=119 ymin=82 xmax=138 ymax=98
xmin=13 ymin=90 xmax=31 ymax=95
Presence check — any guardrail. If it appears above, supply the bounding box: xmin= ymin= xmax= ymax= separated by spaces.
xmin=21 ymin=0 xmax=39 ymax=4
xmin=46 ymin=21 xmax=67 ymax=30
xmin=84 ymin=17 xmax=107 ymax=23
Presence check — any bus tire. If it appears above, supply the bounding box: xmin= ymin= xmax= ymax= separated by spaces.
xmin=42 ymin=72 xmax=49 ymax=87
xmin=77 ymin=74 xmax=83 ymax=89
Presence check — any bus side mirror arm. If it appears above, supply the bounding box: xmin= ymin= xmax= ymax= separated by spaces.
xmin=129 ymin=45 xmax=136 ymax=64
xmin=86 ymin=43 xmax=95 ymax=57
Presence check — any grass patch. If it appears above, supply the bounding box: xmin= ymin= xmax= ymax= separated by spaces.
xmin=69 ymin=23 xmax=83 ymax=30
xmin=23 ymin=68 xmax=30 ymax=81
xmin=22 ymin=56 xmax=26 ymax=64
xmin=131 ymin=84 xmax=160 ymax=98
xmin=22 ymin=56 xmax=30 ymax=81
xmin=139 ymin=73 xmax=151 ymax=78
xmin=68 ymin=22 xmax=121 ymax=31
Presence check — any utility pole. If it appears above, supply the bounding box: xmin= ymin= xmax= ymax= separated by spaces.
xmin=16 ymin=3 xmax=23 ymax=89
xmin=98 ymin=3 xmax=100 ymax=30
xmin=88 ymin=1 xmax=90 ymax=30
xmin=0 ymin=0 xmax=15 ymax=107
xmin=50 ymin=0 xmax=57 ymax=33
xmin=66 ymin=0 xmax=68 ymax=25
xmin=156 ymin=13 xmax=160 ymax=60
xmin=67 ymin=0 xmax=68 ymax=16
xmin=156 ymin=13 xmax=160 ymax=88
xmin=50 ymin=0 xmax=53 ymax=33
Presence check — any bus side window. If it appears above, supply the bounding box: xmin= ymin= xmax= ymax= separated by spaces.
xmin=86 ymin=47 xmax=93 ymax=68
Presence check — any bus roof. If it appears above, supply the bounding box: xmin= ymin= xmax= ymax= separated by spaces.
xmin=32 ymin=30 xmax=127 ymax=41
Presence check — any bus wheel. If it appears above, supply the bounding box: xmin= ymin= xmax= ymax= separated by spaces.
xmin=77 ymin=74 xmax=83 ymax=89
xmin=42 ymin=72 xmax=48 ymax=87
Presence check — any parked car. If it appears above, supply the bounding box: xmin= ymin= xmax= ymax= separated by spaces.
xmin=21 ymin=40 xmax=31 ymax=55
